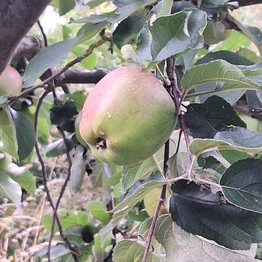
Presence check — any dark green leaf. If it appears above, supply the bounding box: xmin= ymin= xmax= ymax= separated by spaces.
xmin=184 ymin=95 xmax=246 ymax=138
xmin=10 ymin=109 xmax=36 ymax=160
xmin=220 ymin=158 xmax=262 ymax=214
xmin=196 ymin=51 xmax=254 ymax=66
xmin=113 ymin=14 xmax=147 ymax=49
xmin=23 ymin=37 xmax=79 ymax=87
xmin=170 ymin=180 xmax=262 ymax=250
xmin=50 ymin=101 xmax=78 ymax=128
xmin=58 ymin=0 xmax=75 ymax=15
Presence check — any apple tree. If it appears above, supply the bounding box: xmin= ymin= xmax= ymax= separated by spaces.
xmin=0 ymin=0 xmax=262 ymax=261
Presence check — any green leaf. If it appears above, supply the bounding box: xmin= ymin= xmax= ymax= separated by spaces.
xmin=0 ymin=172 xmax=22 ymax=205
xmin=0 ymin=107 xmax=18 ymax=158
xmin=76 ymin=22 xmax=109 ymax=45
xmin=93 ymin=232 xmax=112 ymax=261
xmin=66 ymin=91 xmax=87 ymax=111
xmin=137 ymin=9 xmax=206 ymax=61
xmin=113 ymin=14 xmax=147 ymax=49
xmin=122 ymin=141 xmax=177 ymax=190
xmin=86 ymin=201 xmax=110 ymax=224
xmin=182 ymin=59 xmax=262 ymax=94
xmin=23 ymin=37 xmax=79 ymax=87
xmin=190 ymin=127 xmax=262 ymax=156
xmin=46 ymin=136 xmax=75 ymax=157
xmin=113 ymin=172 xmax=165 ymax=225
xmin=64 ymin=225 xmax=90 ymax=248
xmin=69 ymin=145 xmax=86 ymax=194
xmin=170 ymin=180 xmax=262 ymax=250
xmin=220 ymin=158 xmax=262 ymax=214
xmin=7 ymin=163 xmax=36 ymax=194
xmin=58 ymin=0 xmax=75 ymax=15
xmin=10 ymin=109 xmax=36 ymax=161
xmin=155 ymin=214 xmax=259 ymax=262
xmin=113 ymin=239 xmax=163 ymax=262
xmin=42 ymin=211 xmax=88 ymax=231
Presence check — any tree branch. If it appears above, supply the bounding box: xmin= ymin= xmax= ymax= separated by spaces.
xmin=57 ymin=68 xmax=108 ymax=85
xmin=0 ymin=0 xmax=50 ymax=74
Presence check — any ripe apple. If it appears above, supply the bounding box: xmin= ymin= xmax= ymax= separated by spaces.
xmin=77 ymin=65 xmax=176 ymax=166
xmin=203 ymin=19 xmax=231 ymax=45
xmin=0 ymin=65 xmax=22 ymax=96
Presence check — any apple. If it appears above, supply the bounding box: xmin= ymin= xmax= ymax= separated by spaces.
xmin=77 ymin=65 xmax=176 ymax=166
xmin=203 ymin=19 xmax=231 ymax=45
xmin=0 ymin=65 xmax=22 ymax=96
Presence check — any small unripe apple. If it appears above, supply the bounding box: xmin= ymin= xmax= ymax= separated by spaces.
xmin=203 ymin=19 xmax=231 ymax=45
xmin=0 ymin=66 xmax=22 ymax=96
xmin=77 ymin=65 xmax=176 ymax=166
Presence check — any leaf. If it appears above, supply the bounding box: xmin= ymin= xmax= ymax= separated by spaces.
xmin=86 ymin=201 xmax=110 ymax=224
xmin=69 ymin=144 xmax=86 ymax=194
xmin=0 ymin=107 xmax=18 ymax=158
xmin=155 ymin=214 xmax=259 ymax=262
xmin=184 ymin=95 xmax=246 ymax=138
xmin=10 ymin=109 xmax=36 ymax=160
xmin=33 ymin=244 xmax=72 ymax=259
xmin=23 ymin=37 xmax=79 ymax=87
xmin=64 ymin=225 xmax=90 ymax=248
xmin=182 ymin=59 xmax=262 ymax=94
xmin=196 ymin=50 xmax=254 ymax=66
xmin=169 ymin=180 xmax=262 ymax=250
xmin=122 ymin=141 xmax=177 ymax=190
xmin=58 ymin=0 xmax=75 ymax=15
xmin=50 ymin=101 xmax=78 ymax=126
xmin=45 ymin=136 xmax=75 ymax=157
xmin=7 ymin=163 xmax=36 ymax=194
xmin=220 ymin=158 xmax=262 ymax=214
xmin=0 ymin=172 xmax=22 ymax=205
xmin=113 ymin=172 xmax=165 ymax=225
xmin=113 ymin=239 xmax=163 ymax=262
xmin=113 ymin=14 xmax=147 ymax=49
xmin=137 ymin=9 xmax=206 ymax=61
xmin=190 ymin=127 xmax=262 ymax=156
xmin=76 ymin=21 xmax=109 ymax=44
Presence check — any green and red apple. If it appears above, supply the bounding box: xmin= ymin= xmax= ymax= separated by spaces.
xmin=76 ymin=65 xmax=176 ymax=166
xmin=0 ymin=65 xmax=22 ymax=96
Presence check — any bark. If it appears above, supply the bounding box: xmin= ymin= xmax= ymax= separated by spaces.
xmin=0 ymin=0 xmax=50 ymax=74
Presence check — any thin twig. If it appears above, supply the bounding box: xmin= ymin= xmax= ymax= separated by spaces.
xmin=141 ymin=141 xmax=170 ymax=262
xmin=37 ymin=20 xmax=48 ymax=47
xmin=34 ymin=91 xmax=78 ymax=260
